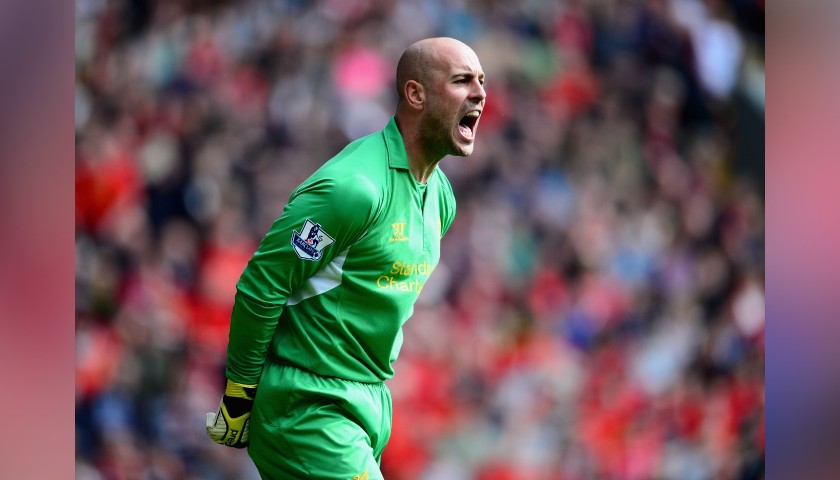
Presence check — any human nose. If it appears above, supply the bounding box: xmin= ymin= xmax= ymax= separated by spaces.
xmin=470 ymin=79 xmax=486 ymax=103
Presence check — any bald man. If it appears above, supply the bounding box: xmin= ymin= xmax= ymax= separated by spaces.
xmin=205 ymin=38 xmax=486 ymax=479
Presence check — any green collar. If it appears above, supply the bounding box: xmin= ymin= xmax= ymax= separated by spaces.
xmin=383 ymin=116 xmax=409 ymax=170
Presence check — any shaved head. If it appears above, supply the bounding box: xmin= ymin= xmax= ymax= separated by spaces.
xmin=394 ymin=37 xmax=486 ymax=177
xmin=396 ymin=37 xmax=475 ymax=102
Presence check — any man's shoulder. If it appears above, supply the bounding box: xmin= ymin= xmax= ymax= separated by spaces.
xmin=432 ymin=166 xmax=454 ymax=194
xmin=329 ymin=129 xmax=388 ymax=167
xmin=298 ymin=131 xmax=388 ymax=200
xmin=313 ymin=129 xmax=390 ymax=185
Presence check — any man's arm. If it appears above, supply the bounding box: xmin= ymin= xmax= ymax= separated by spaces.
xmin=207 ymin=174 xmax=379 ymax=447
xmin=226 ymin=175 xmax=380 ymax=384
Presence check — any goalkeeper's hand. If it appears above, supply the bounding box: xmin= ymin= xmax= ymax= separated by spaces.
xmin=205 ymin=379 xmax=258 ymax=448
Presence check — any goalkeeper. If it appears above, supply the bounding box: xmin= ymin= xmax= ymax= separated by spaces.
xmin=206 ymin=37 xmax=487 ymax=479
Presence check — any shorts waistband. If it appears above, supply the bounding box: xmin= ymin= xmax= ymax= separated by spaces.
xmin=264 ymin=350 xmax=386 ymax=386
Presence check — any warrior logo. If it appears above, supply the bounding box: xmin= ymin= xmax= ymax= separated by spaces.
xmin=291 ymin=219 xmax=334 ymax=260
xmin=389 ymin=222 xmax=408 ymax=242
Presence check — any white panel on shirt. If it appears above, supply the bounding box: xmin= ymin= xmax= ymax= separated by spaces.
xmin=286 ymin=249 xmax=349 ymax=306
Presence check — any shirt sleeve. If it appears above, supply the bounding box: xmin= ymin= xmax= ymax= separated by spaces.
xmin=225 ymin=174 xmax=380 ymax=384
xmin=438 ymin=172 xmax=457 ymax=238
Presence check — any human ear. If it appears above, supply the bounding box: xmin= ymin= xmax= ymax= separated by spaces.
xmin=404 ymin=80 xmax=425 ymax=110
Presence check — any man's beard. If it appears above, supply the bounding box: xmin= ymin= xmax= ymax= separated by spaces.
xmin=422 ymin=107 xmax=462 ymax=158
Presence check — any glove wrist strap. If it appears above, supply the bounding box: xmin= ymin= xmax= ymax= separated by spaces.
xmin=225 ymin=380 xmax=258 ymax=400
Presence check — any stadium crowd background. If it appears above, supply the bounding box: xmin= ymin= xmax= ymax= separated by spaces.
xmin=75 ymin=0 xmax=764 ymax=478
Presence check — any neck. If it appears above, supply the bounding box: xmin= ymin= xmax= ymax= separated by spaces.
xmin=408 ymin=153 xmax=440 ymax=185
xmin=394 ymin=114 xmax=443 ymax=184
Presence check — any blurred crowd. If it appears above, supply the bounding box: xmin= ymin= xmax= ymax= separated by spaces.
xmin=75 ymin=0 xmax=764 ymax=479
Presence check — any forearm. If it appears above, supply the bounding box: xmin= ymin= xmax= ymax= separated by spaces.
xmin=225 ymin=290 xmax=282 ymax=384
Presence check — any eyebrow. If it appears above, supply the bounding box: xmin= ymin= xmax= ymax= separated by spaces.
xmin=452 ymin=72 xmax=486 ymax=81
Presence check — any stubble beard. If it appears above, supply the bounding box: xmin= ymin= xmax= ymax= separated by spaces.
xmin=422 ymin=106 xmax=471 ymax=159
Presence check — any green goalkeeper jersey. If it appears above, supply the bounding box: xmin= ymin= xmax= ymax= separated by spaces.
xmin=226 ymin=117 xmax=456 ymax=384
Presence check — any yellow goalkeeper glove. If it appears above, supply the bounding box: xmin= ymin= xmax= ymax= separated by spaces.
xmin=205 ymin=380 xmax=258 ymax=448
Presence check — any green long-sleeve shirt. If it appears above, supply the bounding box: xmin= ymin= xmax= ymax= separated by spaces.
xmin=226 ymin=117 xmax=456 ymax=384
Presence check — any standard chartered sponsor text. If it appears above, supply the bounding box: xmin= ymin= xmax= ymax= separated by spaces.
xmin=377 ymin=260 xmax=434 ymax=293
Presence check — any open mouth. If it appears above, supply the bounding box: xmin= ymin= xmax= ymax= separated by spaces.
xmin=458 ymin=111 xmax=480 ymax=140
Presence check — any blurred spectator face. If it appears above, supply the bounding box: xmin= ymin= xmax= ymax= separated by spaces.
xmin=422 ymin=41 xmax=486 ymax=157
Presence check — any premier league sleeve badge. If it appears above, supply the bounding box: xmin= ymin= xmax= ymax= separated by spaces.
xmin=291 ymin=219 xmax=335 ymax=260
